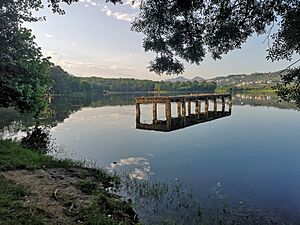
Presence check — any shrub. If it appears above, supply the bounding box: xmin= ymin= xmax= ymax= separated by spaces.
xmin=21 ymin=126 xmax=52 ymax=154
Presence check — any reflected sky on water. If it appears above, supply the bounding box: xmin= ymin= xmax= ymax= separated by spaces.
xmin=1 ymin=92 xmax=300 ymax=223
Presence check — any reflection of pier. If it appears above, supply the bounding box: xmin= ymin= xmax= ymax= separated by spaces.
xmin=136 ymin=94 xmax=232 ymax=132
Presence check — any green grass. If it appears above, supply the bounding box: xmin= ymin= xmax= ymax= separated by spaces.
xmin=74 ymin=189 xmax=138 ymax=225
xmin=0 ymin=176 xmax=44 ymax=225
xmin=0 ymin=140 xmax=138 ymax=225
xmin=75 ymin=179 xmax=98 ymax=194
xmin=0 ymin=140 xmax=79 ymax=171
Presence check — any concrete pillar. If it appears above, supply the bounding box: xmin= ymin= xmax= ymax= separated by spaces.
xmin=222 ymin=96 xmax=225 ymax=114
xmin=187 ymin=101 xmax=191 ymax=116
xmin=177 ymin=101 xmax=181 ymax=117
xmin=205 ymin=97 xmax=209 ymax=118
xmin=166 ymin=100 xmax=171 ymax=128
xmin=229 ymin=96 xmax=232 ymax=114
xmin=153 ymin=102 xmax=157 ymax=123
xmin=199 ymin=100 xmax=201 ymax=114
xmin=136 ymin=103 xmax=141 ymax=123
xmin=181 ymin=99 xmax=186 ymax=126
xmin=214 ymin=96 xmax=217 ymax=116
xmin=182 ymin=99 xmax=186 ymax=117
xmin=195 ymin=100 xmax=200 ymax=118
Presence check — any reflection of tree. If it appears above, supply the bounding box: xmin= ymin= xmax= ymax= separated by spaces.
xmin=0 ymin=108 xmax=35 ymax=131
xmin=0 ymin=94 xmax=142 ymax=135
xmin=233 ymin=93 xmax=299 ymax=110
xmin=49 ymin=94 xmax=138 ymax=123
xmin=0 ymin=92 xmax=298 ymax=137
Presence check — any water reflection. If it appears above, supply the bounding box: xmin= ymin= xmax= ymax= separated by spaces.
xmin=136 ymin=94 xmax=232 ymax=132
xmin=110 ymin=157 xmax=152 ymax=180
xmin=233 ymin=93 xmax=299 ymax=110
xmin=1 ymin=92 xmax=300 ymax=224
xmin=136 ymin=112 xmax=232 ymax=132
xmin=0 ymin=92 xmax=298 ymax=138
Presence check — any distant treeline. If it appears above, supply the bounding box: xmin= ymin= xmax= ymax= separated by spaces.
xmin=50 ymin=66 xmax=217 ymax=95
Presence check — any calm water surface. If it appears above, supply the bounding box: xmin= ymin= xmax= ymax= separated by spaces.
xmin=1 ymin=93 xmax=300 ymax=224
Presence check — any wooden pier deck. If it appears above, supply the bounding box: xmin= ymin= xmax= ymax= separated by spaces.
xmin=136 ymin=94 xmax=232 ymax=132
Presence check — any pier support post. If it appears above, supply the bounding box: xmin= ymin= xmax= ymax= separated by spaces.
xmin=182 ymin=99 xmax=186 ymax=117
xmin=222 ymin=96 xmax=225 ymax=114
xmin=205 ymin=97 xmax=209 ymax=118
xmin=187 ymin=101 xmax=191 ymax=116
xmin=195 ymin=100 xmax=200 ymax=119
xmin=166 ymin=100 xmax=171 ymax=129
xmin=198 ymin=100 xmax=201 ymax=115
xmin=136 ymin=103 xmax=141 ymax=123
xmin=214 ymin=96 xmax=217 ymax=116
xmin=182 ymin=99 xmax=186 ymax=125
xmin=153 ymin=102 xmax=157 ymax=123
xmin=229 ymin=96 xmax=232 ymax=114
xmin=177 ymin=101 xmax=181 ymax=117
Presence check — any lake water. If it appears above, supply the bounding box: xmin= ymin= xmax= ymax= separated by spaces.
xmin=1 ymin=93 xmax=300 ymax=224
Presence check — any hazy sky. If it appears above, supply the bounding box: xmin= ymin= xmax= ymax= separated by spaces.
xmin=26 ymin=0 xmax=292 ymax=80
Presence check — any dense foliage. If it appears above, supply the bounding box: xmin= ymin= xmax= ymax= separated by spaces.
xmin=0 ymin=0 xmax=51 ymax=115
xmin=21 ymin=126 xmax=52 ymax=154
xmin=50 ymin=66 xmax=105 ymax=95
xmin=131 ymin=0 xmax=300 ymax=105
xmin=1 ymin=0 xmax=299 ymax=108
xmin=132 ymin=0 xmax=299 ymax=74
xmin=50 ymin=66 xmax=217 ymax=94
xmin=275 ymin=69 xmax=300 ymax=106
xmin=155 ymin=80 xmax=217 ymax=92
xmin=47 ymin=0 xmax=300 ymax=106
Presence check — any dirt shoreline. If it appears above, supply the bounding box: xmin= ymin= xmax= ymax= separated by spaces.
xmin=0 ymin=140 xmax=138 ymax=225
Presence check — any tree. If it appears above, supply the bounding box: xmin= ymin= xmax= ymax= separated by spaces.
xmin=275 ymin=68 xmax=300 ymax=106
xmin=0 ymin=0 xmax=51 ymax=115
xmin=2 ymin=0 xmax=299 ymax=107
xmin=0 ymin=0 xmax=123 ymax=114
xmin=132 ymin=0 xmax=300 ymax=106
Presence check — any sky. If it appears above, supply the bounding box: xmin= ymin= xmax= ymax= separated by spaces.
xmin=25 ymin=0 xmax=292 ymax=81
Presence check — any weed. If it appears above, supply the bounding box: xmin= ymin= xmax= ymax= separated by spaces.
xmin=0 ymin=176 xmax=44 ymax=225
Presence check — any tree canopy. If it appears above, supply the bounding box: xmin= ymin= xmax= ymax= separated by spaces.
xmin=1 ymin=0 xmax=299 ymax=108
xmin=33 ymin=0 xmax=300 ymax=106
xmin=0 ymin=0 xmax=51 ymax=115
xmin=132 ymin=0 xmax=299 ymax=75
xmin=50 ymin=65 xmax=217 ymax=94
xmin=131 ymin=0 xmax=300 ymax=106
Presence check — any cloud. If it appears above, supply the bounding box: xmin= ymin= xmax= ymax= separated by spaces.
xmin=59 ymin=60 xmax=97 ymax=68
xmin=109 ymin=157 xmax=152 ymax=180
xmin=101 ymin=6 xmax=136 ymax=22
xmin=46 ymin=51 xmax=66 ymax=58
xmin=44 ymin=34 xmax=54 ymax=38
xmin=65 ymin=40 xmax=79 ymax=46
xmin=78 ymin=0 xmax=137 ymax=22
xmin=79 ymin=0 xmax=99 ymax=7
xmin=123 ymin=0 xmax=141 ymax=9
xmin=54 ymin=59 xmax=135 ymax=77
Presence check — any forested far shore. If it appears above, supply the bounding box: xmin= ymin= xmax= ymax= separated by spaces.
xmin=50 ymin=66 xmax=217 ymax=95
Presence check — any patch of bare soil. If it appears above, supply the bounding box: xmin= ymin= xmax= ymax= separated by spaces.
xmin=0 ymin=168 xmax=99 ymax=224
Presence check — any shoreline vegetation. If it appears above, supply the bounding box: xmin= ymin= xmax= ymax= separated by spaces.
xmin=0 ymin=67 xmax=293 ymax=225
xmin=0 ymin=139 xmax=290 ymax=225
xmin=0 ymin=140 xmax=139 ymax=225
xmin=49 ymin=86 xmax=275 ymax=97
xmin=50 ymin=66 xmax=278 ymax=97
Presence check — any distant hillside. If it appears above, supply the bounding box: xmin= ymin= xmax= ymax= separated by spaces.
xmin=191 ymin=76 xmax=205 ymax=82
xmin=50 ymin=66 xmax=216 ymax=95
xmin=50 ymin=66 xmax=280 ymax=95
xmin=210 ymin=71 xmax=281 ymax=87
xmin=166 ymin=76 xmax=205 ymax=83
xmin=166 ymin=76 xmax=189 ymax=82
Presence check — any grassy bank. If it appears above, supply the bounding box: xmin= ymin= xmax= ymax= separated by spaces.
xmin=0 ymin=140 xmax=138 ymax=225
